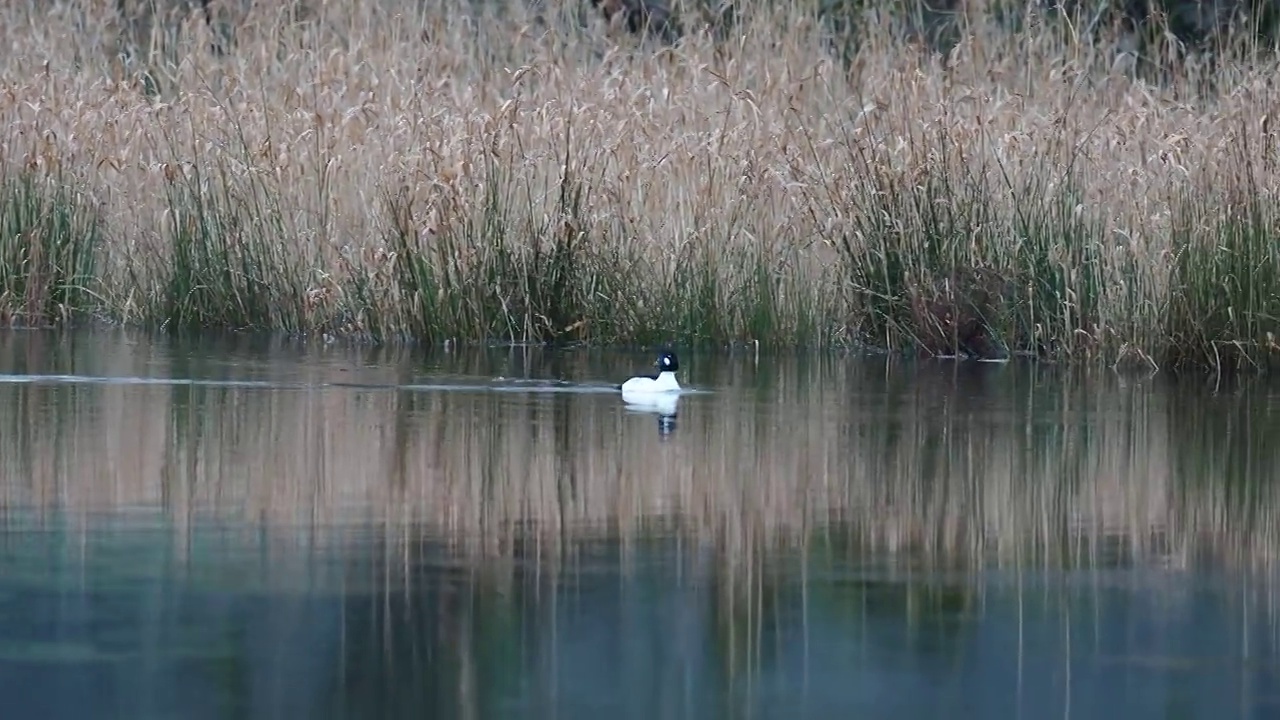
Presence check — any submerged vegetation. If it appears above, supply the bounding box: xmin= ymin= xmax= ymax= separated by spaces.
xmin=1 ymin=0 xmax=1279 ymax=371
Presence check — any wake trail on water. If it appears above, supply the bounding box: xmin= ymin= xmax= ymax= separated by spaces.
xmin=0 ymin=373 xmax=708 ymax=396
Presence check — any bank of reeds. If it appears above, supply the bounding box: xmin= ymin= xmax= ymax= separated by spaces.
xmin=1 ymin=0 xmax=1279 ymax=370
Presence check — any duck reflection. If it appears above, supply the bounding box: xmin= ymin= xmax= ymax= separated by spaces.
xmin=623 ymin=392 xmax=680 ymax=439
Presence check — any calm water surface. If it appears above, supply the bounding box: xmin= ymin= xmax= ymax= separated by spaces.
xmin=0 ymin=329 xmax=1278 ymax=719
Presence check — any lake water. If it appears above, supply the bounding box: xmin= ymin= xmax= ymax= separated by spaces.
xmin=0 ymin=328 xmax=1277 ymax=719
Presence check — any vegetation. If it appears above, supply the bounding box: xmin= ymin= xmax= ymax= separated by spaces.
xmin=1 ymin=0 xmax=1279 ymax=371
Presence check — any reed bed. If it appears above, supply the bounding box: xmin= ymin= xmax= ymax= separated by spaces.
xmin=1 ymin=1 xmax=1279 ymax=370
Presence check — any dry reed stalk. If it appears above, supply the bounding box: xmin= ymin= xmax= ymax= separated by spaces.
xmin=0 ymin=0 xmax=1277 ymax=366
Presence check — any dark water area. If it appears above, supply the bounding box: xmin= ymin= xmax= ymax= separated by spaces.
xmin=0 ymin=328 xmax=1278 ymax=719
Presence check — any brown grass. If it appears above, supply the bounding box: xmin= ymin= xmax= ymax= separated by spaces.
xmin=1 ymin=0 xmax=1279 ymax=367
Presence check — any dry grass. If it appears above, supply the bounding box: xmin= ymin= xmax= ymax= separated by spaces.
xmin=1 ymin=0 xmax=1279 ymax=369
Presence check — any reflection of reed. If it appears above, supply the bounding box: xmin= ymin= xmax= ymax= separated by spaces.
xmin=0 ymin=330 xmax=1278 ymax=571
xmin=1 ymin=331 xmax=1276 ymax=716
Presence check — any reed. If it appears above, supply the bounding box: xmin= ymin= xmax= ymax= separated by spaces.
xmin=0 ymin=172 xmax=100 ymax=326
xmin=1 ymin=0 xmax=1279 ymax=370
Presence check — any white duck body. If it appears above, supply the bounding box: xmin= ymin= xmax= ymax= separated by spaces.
xmin=620 ymin=351 xmax=682 ymax=402
xmin=622 ymin=387 xmax=681 ymax=418
xmin=621 ymin=370 xmax=680 ymax=395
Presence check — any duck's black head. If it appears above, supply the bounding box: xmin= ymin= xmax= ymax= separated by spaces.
xmin=657 ymin=351 xmax=679 ymax=372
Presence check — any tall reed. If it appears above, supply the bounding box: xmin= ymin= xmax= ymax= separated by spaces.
xmin=1 ymin=0 xmax=1278 ymax=369
xmin=0 ymin=172 xmax=100 ymax=326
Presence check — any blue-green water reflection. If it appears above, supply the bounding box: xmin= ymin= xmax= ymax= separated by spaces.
xmin=0 ymin=329 xmax=1276 ymax=719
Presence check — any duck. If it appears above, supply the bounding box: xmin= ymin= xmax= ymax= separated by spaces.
xmin=620 ymin=350 xmax=681 ymax=400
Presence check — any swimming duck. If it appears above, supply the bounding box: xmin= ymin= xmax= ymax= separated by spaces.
xmin=620 ymin=351 xmax=681 ymax=400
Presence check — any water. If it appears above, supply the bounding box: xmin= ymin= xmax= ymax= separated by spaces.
xmin=0 ymin=328 xmax=1277 ymax=719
